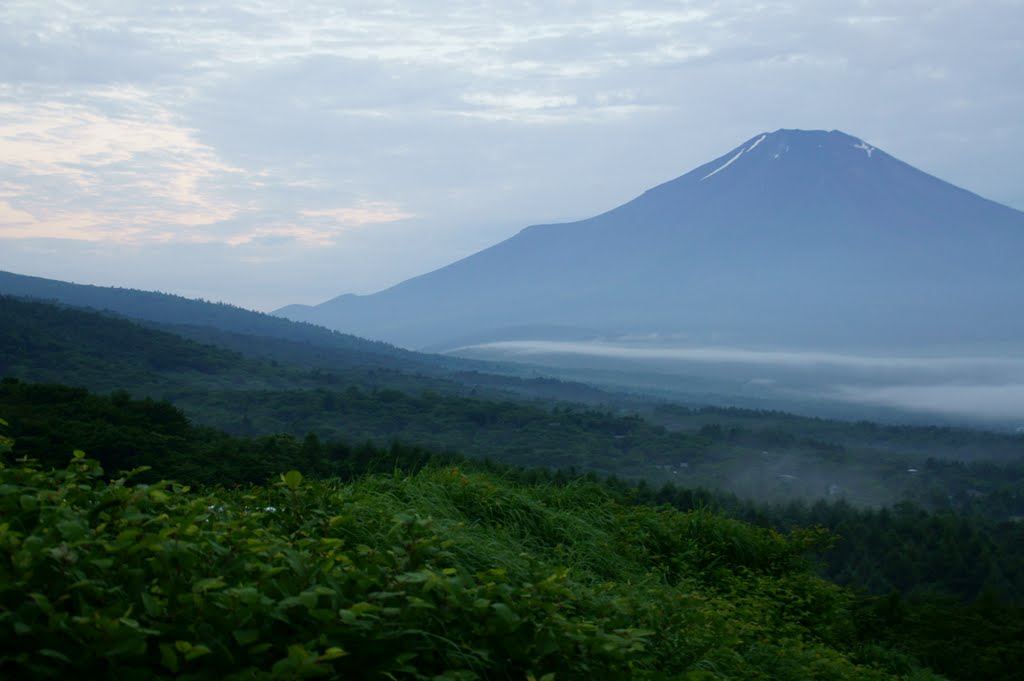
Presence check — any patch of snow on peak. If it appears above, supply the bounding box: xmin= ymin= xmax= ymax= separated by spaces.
xmin=746 ymin=134 xmax=768 ymax=152
xmin=700 ymin=148 xmax=745 ymax=181
xmin=853 ymin=141 xmax=875 ymax=157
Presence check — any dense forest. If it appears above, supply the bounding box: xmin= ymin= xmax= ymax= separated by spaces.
xmin=2 ymin=383 xmax=1023 ymax=679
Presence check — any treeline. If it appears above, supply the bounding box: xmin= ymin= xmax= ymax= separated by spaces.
xmin=656 ymin=402 xmax=1024 ymax=462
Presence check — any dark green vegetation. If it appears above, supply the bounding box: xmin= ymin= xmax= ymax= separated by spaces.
xmin=0 ymin=430 xmax=936 ymax=680
xmin=2 ymin=386 xmax=1024 ymax=680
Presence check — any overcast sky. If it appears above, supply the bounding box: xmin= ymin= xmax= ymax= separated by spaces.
xmin=2 ymin=1 xmax=1022 ymax=310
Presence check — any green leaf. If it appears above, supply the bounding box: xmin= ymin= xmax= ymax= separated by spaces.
xmin=185 ymin=644 xmax=212 ymax=661
xmin=160 ymin=644 xmax=180 ymax=672
xmin=282 ymin=470 xmax=303 ymax=489
xmin=57 ymin=520 xmax=86 ymax=540
xmin=319 ymin=647 xmax=348 ymax=661
xmin=39 ymin=648 xmax=70 ymax=663
xmin=193 ymin=577 xmax=226 ymax=593
xmin=490 ymin=602 xmax=521 ymax=626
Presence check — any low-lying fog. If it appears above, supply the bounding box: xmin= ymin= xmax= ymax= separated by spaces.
xmin=452 ymin=339 xmax=1024 ymax=428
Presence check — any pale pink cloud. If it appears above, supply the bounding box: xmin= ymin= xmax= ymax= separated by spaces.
xmin=225 ymin=202 xmax=416 ymax=247
xmin=299 ymin=202 xmax=415 ymax=226
xmin=0 ymin=91 xmax=244 ymax=241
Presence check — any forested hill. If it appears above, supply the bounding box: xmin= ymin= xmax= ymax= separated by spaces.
xmin=0 ymin=269 xmax=464 ymax=373
xmin=0 ymin=294 xmax=443 ymax=396
xmin=0 ymin=270 xmax=389 ymax=351
xmin=0 ymin=271 xmax=622 ymax=405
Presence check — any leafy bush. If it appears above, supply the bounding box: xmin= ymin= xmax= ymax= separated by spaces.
xmin=0 ymin=443 xmax=920 ymax=680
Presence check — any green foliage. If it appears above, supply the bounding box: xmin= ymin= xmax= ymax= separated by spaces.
xmin=852 ymin=591 xmax=1024 ymax=681
xmin=0 ymin=451 xmax=908 ymax=680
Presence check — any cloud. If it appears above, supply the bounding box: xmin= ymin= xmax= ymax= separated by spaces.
xmin=0 ymin=86 xmax=414 ymax=247
xmin=299 ymin=203 xmax=415 ymax=226
xmin=0 ymin=89 xmax=243 ymax=241
xmin=221 ymin=202 xmax=416 ymax=246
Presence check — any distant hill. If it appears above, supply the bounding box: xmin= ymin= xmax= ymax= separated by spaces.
xmin=0 ymin=292 xmax=620 ymax=408
xmin=0 ymin=269 xmax=414 ymax=358
xmin=0 ymin=270 xmax=512 ymax=384
xmin=277 ymin=129 xmax=1024 ymax=350
xmin=0 ymin=294 xmax=351 ymax=395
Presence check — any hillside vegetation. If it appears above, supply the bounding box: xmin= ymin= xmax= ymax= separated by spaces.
xmin=2 ymin=386 xmax=1024 ymax=680
xmin=1 ymin=440 xmax=936 ymax=680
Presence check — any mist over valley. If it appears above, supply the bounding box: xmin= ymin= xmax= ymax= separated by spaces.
xmin=451 ymin=337 xmax=1024 ymax=427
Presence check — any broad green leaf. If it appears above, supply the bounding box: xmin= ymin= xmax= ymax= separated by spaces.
xmin=185 ymin=644 xmax=212 ymax=661
xmin=159 ymin=644 xmax=179 ymax=672
xmin=193 ymin=577 xmax=226 ymax=593
xmin=319 ymin=647 xmax=348 ymax=661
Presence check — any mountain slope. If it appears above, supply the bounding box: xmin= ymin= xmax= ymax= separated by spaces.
xmin=277 ymin=129 xmax=1024 ymax=350
xmin=0 ymin=272 xmax=641 ymax=407
xmin=0 ymin=269 xmax=412 ymax=358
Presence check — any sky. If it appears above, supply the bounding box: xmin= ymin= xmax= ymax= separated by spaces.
xmin=1 ymin=0 xmax=1023 ymax=311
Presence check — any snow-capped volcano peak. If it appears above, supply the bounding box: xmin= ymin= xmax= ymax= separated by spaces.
xmin=690 ymin=129 xmax=888 ymax=185
xmin=277 ymin=128 xmax=1024 ymax=350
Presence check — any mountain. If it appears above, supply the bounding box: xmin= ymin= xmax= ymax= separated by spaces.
xmin=276 ymin=129 xmax=1024 ymax=350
